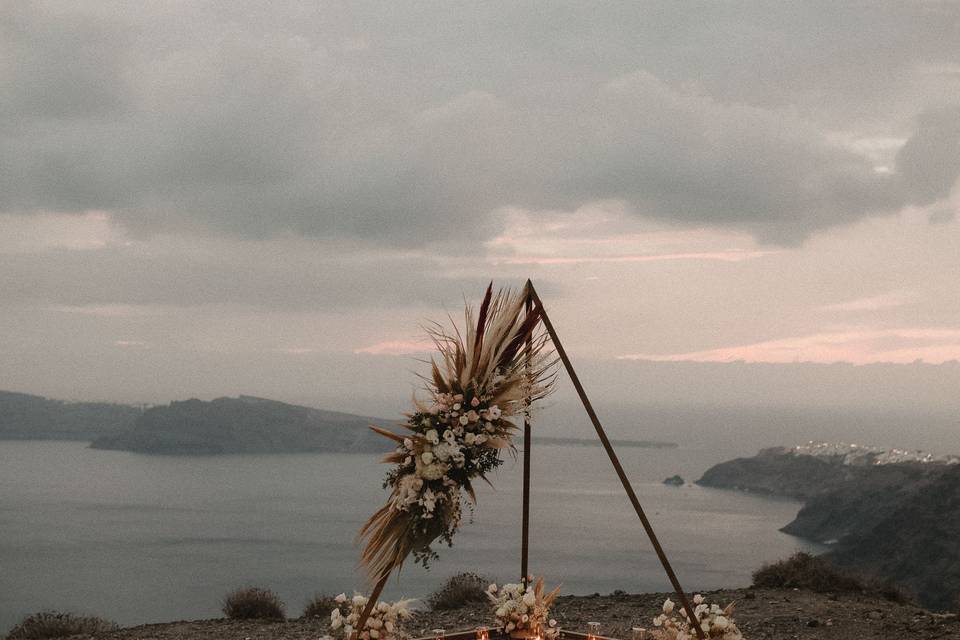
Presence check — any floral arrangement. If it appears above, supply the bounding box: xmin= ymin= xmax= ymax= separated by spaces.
xmin=359 ymin=283 xmax=556 ymax=580
xmin=329 ymin=592 xmax=412 ymax=640
xmin=487 ymin=577 xmax=561 ymax=639
xmin=652 ymin=595 xmax=742 ymax=640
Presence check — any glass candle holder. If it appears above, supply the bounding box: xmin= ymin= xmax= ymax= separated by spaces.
xmin=433 ymin=629 xmax=446 ymax=640
xmin=631 ymin=627 xmax=647 ymax=640
xmin=476 ymin=626 xmax=489 ymax=640
xmin=586 ymin=621 xmax=601 ymax=640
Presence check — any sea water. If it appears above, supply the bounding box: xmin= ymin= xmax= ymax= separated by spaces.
xmin=0 ymin=440 xmax=820 ymax=630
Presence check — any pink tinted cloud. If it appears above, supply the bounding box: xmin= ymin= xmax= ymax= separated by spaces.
xmin=353 ymin=340 xmax=434 ymax=356
xmin=619 ymin=328 xmax=960 ymax=365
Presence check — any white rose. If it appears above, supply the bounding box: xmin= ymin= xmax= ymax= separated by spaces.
xmin=370 ymin=630 xmax=380 ymax=639
xmin=426 ymin=429 xmax=439 ymax=444
xmin=421 ymin=452 xmax=434 ymax=464
xmin=663 ymin=598 xmax=674 ymax=614
xmin=693 ymin=594 xmax=704 ymax=605
xmin=465 ymin=433 xmax=476 ymax=445
xmin=354 ymin=595 xmax=367 ymax=606
xmin=459 ymin=415 xmax=469 ymax=425
xmin=522 ymin=592 xmax=536 ymax=607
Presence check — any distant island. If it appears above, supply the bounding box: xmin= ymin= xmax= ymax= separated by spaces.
xmin=534 ymin=435 xmax=677 ymax=449
xmin=0 ymin=390 xmax=141 ymax=440
xmin=90 ymin=396 xmax=393 ymax=455
xmin=698 ymin=442 xmax=960 ymax=611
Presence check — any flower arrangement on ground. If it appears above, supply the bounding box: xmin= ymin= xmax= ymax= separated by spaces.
xmin=487 ymin=577 xmax=561 ymax=639
xmin=652 ymin=595 xmax=742 ymax=640
xmin=329 ymin=592 xmax=413 ymax=640
xmin=359 ymin=283 xmax=556 ymax=579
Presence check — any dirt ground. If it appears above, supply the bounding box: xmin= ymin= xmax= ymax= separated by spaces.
xmin=91 ymin=588 xmax=959 ymax=640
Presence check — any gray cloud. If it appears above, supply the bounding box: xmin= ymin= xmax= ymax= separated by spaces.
xmin=0 ymin=1 xmax=958 ymax=246
xmin=896 ymin=106 xmax=960 ymax=205
xmin=0 ymin=244 xmax=496 ymax=312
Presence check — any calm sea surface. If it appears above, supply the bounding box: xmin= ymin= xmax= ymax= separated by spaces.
xmin=0 ymin=440 xmax=821 ymax=630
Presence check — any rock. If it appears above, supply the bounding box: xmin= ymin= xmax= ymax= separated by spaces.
xmin=662 ymin=475 xmax=685 ymax=486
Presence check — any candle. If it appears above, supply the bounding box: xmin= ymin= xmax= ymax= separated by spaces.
xmin=631 ymin=627 xmax=647 ymax=640
xmin=586 ymin=621 xmax=601 ymax=640
xmin=433 ymin=629 xmax=445 ymax=640
xmin=476 ymin=626 xmax=489 ymax=640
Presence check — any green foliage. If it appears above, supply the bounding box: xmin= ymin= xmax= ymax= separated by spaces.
xmin=222 ymin=587 xmax=286 ymax=620
xmin=428 ymin=572 xmax=491 ymax=610
xmin=302 ymin=594 xmax=338 ymax=620
xmin=6 ymin=611 xmax=117 ymax=639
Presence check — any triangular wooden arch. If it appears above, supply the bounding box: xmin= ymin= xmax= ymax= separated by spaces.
xmin=522 ymin=280 xmax=705 ymax=639
xmin=356 ymin=281 xmax=706 ymax=640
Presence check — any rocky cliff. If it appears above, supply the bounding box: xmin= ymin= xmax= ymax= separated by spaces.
xmin=697 ymin=444 xmax=960 ymax=611
xmin=91 ymin=395 xmax=392 ymax=454
xmin=0 ymin=390 xmax=141 ymax=440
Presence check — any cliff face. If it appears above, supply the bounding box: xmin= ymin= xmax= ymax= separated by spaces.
xmin=696 ymin=447 xmax=859 ymax=500
xmin=91 ymin=395 xmax=392 ymax=454
xmin=829 ymin=464 xmax=960 ymax=611
xmin=0 ymin=390 xmax=141 ymax=440
xmin=697 ymin=446 xmax=960 ymax=611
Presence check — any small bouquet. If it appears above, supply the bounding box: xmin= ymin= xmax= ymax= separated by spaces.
xmin=329 ymin=592 xmax=413 ymax=640
xmin=487 ymin=577 xmax=560 ymax=639
xmin=652 ymin=595 xmax=742 ymax=640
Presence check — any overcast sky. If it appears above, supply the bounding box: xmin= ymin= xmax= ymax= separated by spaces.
xmin=2 ymin=1 xmax=960 ymax=412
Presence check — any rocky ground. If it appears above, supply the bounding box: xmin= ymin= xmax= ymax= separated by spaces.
xmin=85 ymin=588 xmax=959 ymax=640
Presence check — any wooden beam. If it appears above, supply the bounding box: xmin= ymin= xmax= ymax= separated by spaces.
xmin=525 ymin=280 xmax=705 ymax=640
xmin=521 ymin=289 xmax=533 ymax=587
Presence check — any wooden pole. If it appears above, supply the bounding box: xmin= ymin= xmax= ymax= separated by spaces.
xmin=520 ymin=290 xmax=533 ymax=587
xmin=526 ymin=280 xmax=706 ymax=640
xmin=353 ymin=572 xmax=389 ymax=640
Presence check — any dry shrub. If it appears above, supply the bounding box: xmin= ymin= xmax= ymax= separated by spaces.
xmin=6 ymin=611 xmax=117 ymax=639
xmin=303 ymin=594 xmax=338 ymax=620
xmin=221 ymin=587 xmax=286 ymax=620
xmin=753 ymin=552 xmax=909 ymax=603
xmin=428 ymin=572 xmax=490 ymax=610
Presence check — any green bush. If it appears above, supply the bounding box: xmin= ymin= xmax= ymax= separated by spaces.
xmin=303 ymin=594 xmax=338 ymax=620
xmin=428 ymin=572 xmax=490 ymax=610
xmin=222 ymin=587 xmax=286 ymax=620
xmin=6 ymin=611 xmax=117 ymax=639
